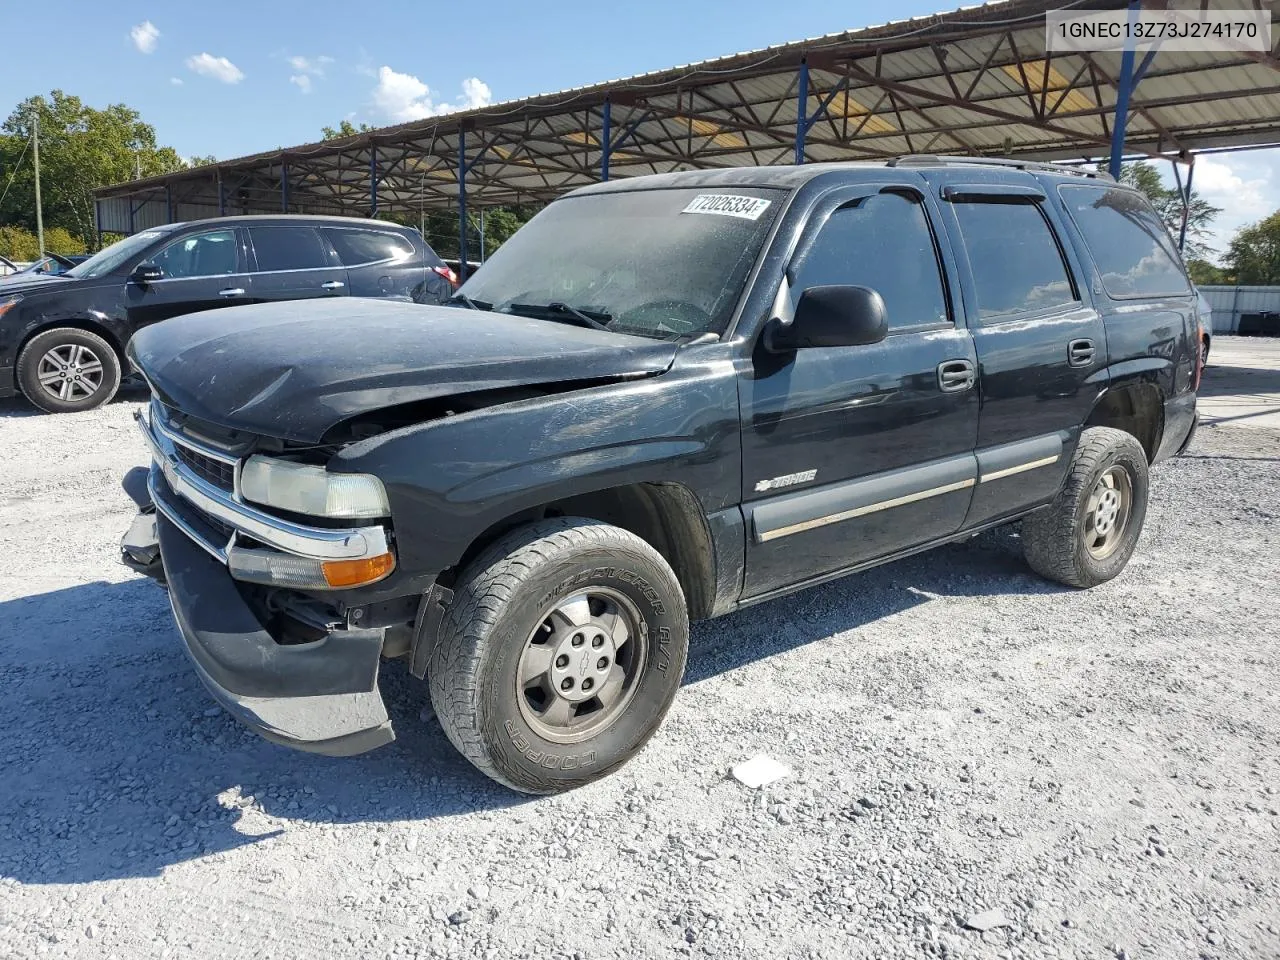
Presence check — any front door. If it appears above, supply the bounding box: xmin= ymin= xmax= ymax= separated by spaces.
xmin=740 ymin=185 xmax=979 ymax=599
xmin=124 ymin=227 xmax=250 ymax=330
xmin=246 ymin=225 xmax=349 ymax=303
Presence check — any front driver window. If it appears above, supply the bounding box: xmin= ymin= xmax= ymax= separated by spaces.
xmin=151 ymin=230 xmax=238 ymax=279
xmin=791 ymin=192 xmax=950 ymax=331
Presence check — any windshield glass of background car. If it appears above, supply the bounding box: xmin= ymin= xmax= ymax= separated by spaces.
xmin=67 ymin=230 xmax=170 ymax=279
xmin=457 ymin=187 xmax=783 ymax=339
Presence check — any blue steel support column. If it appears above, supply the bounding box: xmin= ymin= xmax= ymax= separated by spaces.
xmin=217 ymin=174 xmax=226 ymax=217
xmin=458 ymin=127 xmax=469 ymax=282
xmin=1108 ymin=1 xmax=1141 ymax=179
xmin=165 ymin=185 xmax=173 ymax=223
xmin=1177 ymin=159 xmax=1195 ymax=253
xmin=370 ymin=146 xmax=378 ymax=218
xmin=600 ymin=99 xmax=612 ymax=182
xmin=281 ymin=162 xmax=289 ymax=212
xmin=128 ymin=197 xmax=135 ymax=235
xmin=794 ymin=60 xmax=809 ymax=165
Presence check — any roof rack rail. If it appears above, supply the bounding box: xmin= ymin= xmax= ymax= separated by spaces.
xmin=886 ymin=154 xmax=1115 ymax=181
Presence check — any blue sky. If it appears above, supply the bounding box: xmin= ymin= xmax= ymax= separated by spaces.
xmin=1 ymin=0 xmax=1275 ymax=260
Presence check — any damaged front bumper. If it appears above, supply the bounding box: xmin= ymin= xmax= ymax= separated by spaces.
xmin=126 ymin=504 xmax=395 ymax=756
xmin=120 ymin=402 xmax=399 ymax=757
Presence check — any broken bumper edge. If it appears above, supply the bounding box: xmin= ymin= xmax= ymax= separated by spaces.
xmin=151 ymin=509 xmax=395 ymax=758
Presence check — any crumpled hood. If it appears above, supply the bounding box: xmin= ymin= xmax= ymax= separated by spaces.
xmin=129 ymin=298 xmax=678 ymax=443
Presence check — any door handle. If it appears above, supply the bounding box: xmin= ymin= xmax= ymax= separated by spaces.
xmin=218 ymin=287 xmax=245 ymax=297
xmin=321 ymin=280 xmax=345 ymax=291
xmin=937 ymin=359 xmax=975 ymax=393
xmin=1068 ymin=338 xmax=1096 ymax=367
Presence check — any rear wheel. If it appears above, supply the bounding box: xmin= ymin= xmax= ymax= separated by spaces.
xmin=428 ymin=517 xmax=689 ymax=794
xmin=1022 ymin=426 xmax=1149 ymax=588
xmin=16 ymin=327 xmax=121 ymax=413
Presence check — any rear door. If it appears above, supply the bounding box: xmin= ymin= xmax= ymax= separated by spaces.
xmin=124 ymin=227 xmax=250 ymax=329
xmin=246 ymin=224 xmax=348 ymax=303
xmin=322 ymin=226 xmax=427 ymax=301
xmin=926 ymin=172 xmax=1107 ymax=527
xmin=740 ymin=184 xmax=979 ymax=598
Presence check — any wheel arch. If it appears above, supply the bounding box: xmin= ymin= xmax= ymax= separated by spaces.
xmin=17 ymin=316 xmax=129 ymax=374
xmin=1084 ymin=380 xmax=1165 ymax=463
xmin=448 ymin=480 xmax=719 ymax=621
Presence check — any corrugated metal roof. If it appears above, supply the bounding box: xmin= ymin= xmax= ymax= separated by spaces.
xmin=94 ymin=0 xmax=1280 ymax=232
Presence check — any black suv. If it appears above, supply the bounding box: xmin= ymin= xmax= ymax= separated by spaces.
xmin=121 ymin=158 xmax=1204 ymax=794
xmin=0 ymin=215 xmax=454 ymax=413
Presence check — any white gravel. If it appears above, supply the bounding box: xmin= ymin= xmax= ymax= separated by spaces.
xmin=1 ymin=346 xmax=1278 ymax=960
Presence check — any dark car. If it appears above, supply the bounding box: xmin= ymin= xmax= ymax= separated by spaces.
xmin=0 ymin=215 xmax=454 ymax=413
xmin=121 ymin=157 xmax=1200 ymax=794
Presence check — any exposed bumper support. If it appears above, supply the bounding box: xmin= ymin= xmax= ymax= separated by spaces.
xmin=129 ymin=509 xmax=395 ymax=756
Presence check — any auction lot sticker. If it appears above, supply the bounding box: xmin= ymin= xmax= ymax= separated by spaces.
xmin=682 ymin=194 xmax=773 ymax=220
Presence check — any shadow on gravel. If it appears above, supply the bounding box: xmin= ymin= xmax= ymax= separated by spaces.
xmin=0 ymin=523 xmax=1055 ymax=886
xmin=685 ymin=523 xmax=1062 ymax=682
xmin=0 ymin=380 xmax=148 ymax=418
xmin=0 ymin=579 xmax=527 ymax=887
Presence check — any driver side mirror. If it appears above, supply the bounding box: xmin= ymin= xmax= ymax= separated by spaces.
xmin=763 ymin=284 xmax=888 ymax=353
xmin=130 ymin=262 xmax=163 ymax=285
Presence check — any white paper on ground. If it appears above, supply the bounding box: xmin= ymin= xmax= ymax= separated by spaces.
xmin=730 ymin=754 xmax=792 ymax=789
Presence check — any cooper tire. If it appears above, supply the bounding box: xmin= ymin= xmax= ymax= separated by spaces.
xmin=17 ymin=327 xmax=122 ymax=413
xmin=428 ymin=517 xmax=689 ymax=794
xmin=1022 ymin=426 xmax=1149 ymax=588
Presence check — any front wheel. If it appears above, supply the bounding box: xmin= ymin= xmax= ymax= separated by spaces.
xmin=16 ymin=327 xmax=122 ymax=413
xmin=428 ymin=518 xmax=689 ymax=794
xmin=1022 ymin=426 xmax=1149 ymax=588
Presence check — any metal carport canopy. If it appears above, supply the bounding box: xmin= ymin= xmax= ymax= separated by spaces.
xmin=95 ymin=0 xmax=1280 ymax=236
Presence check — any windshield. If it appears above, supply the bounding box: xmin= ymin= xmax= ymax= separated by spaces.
xmin=457 ymin=186 xmax=783 ymax=340
xmin=68 ymin=229 xmax=173 ymax=279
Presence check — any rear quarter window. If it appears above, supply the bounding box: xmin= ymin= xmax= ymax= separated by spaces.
xmin=1058 ymin=184 xmax=1190 ymax=299
xmin=324 ymin=228 xmax=417 ymax=267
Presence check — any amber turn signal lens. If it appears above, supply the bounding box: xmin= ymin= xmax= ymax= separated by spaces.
xmin=321 ymin=552 xmax=395 ymax=588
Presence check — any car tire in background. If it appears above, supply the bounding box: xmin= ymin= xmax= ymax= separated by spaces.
xmin=428 ymin=517 xmax=689 ymax=794
xmin=16 ymin=327 xmax=122 ymax=414
xmin=1021 ymin=426 xmax=1150 ymax=589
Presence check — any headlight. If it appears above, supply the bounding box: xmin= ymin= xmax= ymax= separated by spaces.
xmin=239 ymin=455 xmax=390 ymax=519
xmin=228 ymin=545 xmax=395 ymax=589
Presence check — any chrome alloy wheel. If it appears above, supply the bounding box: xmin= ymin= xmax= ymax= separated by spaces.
xmin=1082 ymin=464 xmax=1133 ymax=560
xmin=515 ymin=588 xmax=647 ymax=743
xmin=37 ymin=343 xmax=105 ymax=402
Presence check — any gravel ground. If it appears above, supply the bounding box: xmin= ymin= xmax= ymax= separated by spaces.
xmin=1 ymin=348 xmax=1279 ymax=960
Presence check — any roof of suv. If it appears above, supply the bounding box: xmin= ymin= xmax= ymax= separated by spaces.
xmin=570 ymin=156 xmax=1123 ymax=198
xmin=159 ymin=214 xmax=416 ymax=232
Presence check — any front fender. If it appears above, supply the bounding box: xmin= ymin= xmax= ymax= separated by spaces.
xmin=331 ymin=348 xmax=743 ymax=578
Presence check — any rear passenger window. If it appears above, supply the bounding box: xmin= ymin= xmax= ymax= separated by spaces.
xmin=1058 ymin=184 xmax=1190 ymax=298
xmin=791 ymin=192 xmax=949 ymax=331
xmin=324 ymin=229 xmax=415 ymax=266
xmin=952 ymin=200 xmax=1077 ymax=319
xmin=249 ymin=226 xmax=336 ymax=272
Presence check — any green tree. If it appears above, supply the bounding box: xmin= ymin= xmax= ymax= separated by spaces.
xmin=1185 ymin=258 xmax=1229 ymax=286
xmin=1119 ymin=161 xmax=1221 ymax=262
xmin=0 ymin=90 xmax=188 ymax=247
xmin=321 ymin=120 xmax=375 ymax=140
xmin=1225 ymin=211 xmax=1280 ymax=285
xmin=0 ymin=225 xmax=40 ymax=260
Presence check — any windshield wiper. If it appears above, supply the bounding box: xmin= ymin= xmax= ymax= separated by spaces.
xmin=507 ymin=301 xmax=612 ymax=331
xmin=446 ymin=293 xmax=490 ymax=310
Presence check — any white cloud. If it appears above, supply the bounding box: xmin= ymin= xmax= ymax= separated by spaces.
xmin=1177 ymin=152 xmax=1279 ymax=259
xmin=186 ymin=53 xmax=245 ymax=84
xmin=130 ymin=21 xmax=160 ymax=54
xmin=288 ymin=54 xmax=333 ymax=74
xmin=169 ymin=77 xmax=183 ymax=86
xmin=371 ymin=67 xmax=493 ymax=122
xmin=285 ymin=54 xmax=331 ymax=94
xmin=459 ymin=77 xmax=492 ymax=110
